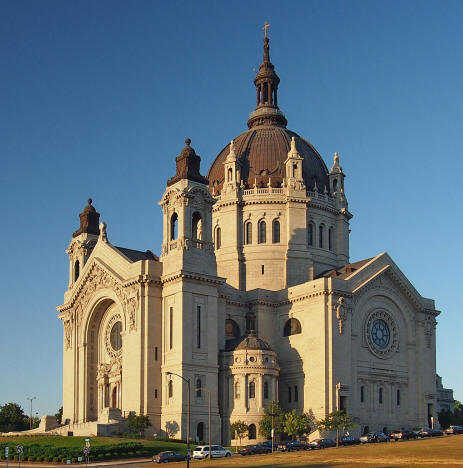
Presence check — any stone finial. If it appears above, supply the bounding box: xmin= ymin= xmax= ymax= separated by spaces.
xmin=313 ymin=179 xmax=318 ymax=192
xmin=99 ymin=221 xmax=108 ymax=243
xmin=330 ymin=151 xmax=343 ymax=173
xmin=287 ymin=136 xmax=300 ymax=158
xmin=225 ymin=139 xmax=237 ymax=162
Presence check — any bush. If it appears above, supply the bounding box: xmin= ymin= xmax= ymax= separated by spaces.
xmin=53 ymin=457 xmax=60 ymax=462
xmin=128 ymin=451 xmax=135 ymax=457
xmin=104 ymin=452 xmax=112 ymax=458
xmin=27 ymin=456 xmax=35 ymax=461
xmin=71 ymin=458 xmax=77 ymax=463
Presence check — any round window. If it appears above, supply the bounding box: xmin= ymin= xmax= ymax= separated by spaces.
xmin=110 ymin=321 xmax=122 ymax=351
xmin=370 ymin=319 xmax=390 ymax=349
xmin=249 ymin=356 xmax=255 ymax=362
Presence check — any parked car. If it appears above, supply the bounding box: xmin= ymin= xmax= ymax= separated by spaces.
xmin=417 ymin=428 xmax=442 ymax=438
xmin=360 ymin=432 xmax=389 ymax=443
xmin=238 ymin=444 xmax=271 ymax=455
xmin=277 ymin=441 xmax=307 ymax=452
xmin=152 ymin=451 xmax=187 ymax=463
xmin=261 ymin=440 xmax=279 ymax=451
xmin=192 ymin=445 xmax=232 ymax=459
xmin=336 ymin=435 xmax=361 ymax=446
xmin=389 ymin=430 xmax=418 ymax=441
xmin=444 ymin=425 xmax=463 ymax=435
xmin=309 ymin=438 xmax=337 ymax=449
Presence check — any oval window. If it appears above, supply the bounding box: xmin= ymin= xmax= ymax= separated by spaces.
xmin=110 ymin=321 xmax=122 ymax=351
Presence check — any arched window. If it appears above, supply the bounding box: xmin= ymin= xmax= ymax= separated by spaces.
xmin=258 ymin=220 xmax=266 ymax=243
xmin=288 ymin=386 xmax=292 ymax=403
xmin=272 ymin=220 xmax=280 ymax=243
xmin=319 ymin=225 xmax=324 ymax=248
xmin=379 ymin=387 xmax=383 ymax=404
xmin=246 ymin=313 xmax=255 ymax=332
xmin=245 ymin=222 xmax=252 ymax=244
xmin=308 ymin=223 xmax=314 ymax=246
xmin=328 ymin=227 xmax=333 ymax=251
xmin=215 ymin=227 xmax=221 ymax=249
xmin=170 ymin=213 xmax=178 ymax=240
xmin=197 ymin=422 xmax=204 ymax=442
xmin=283 ymin=318 xmax=302 ymax=337
xmin=397 ymin=389 xmax=400 ymax=406
xmin=294 ymin=385 xmax=298 ymax=402
xmin=228 ymin=168 xmax=233 ymax=182
xmin=74 ymin=260 xmax=80 ymax=281
xmin=192 ymin=212 xmax=202 ymax=240
xmin=249 ymin=381 xmax=255 ymax=399
xmin=360 ymin=385 xmax=364 ymax=403
xmin=263 ymin=381 xmax=269 ymax=399
xmin=196 ymin=378 xmax=202 ymax=398
xmin=225 ymin=319 xmax=240 ymax=339
xmin=234 ymin=380 xmax=240 ymax=399
xmin=248 ymin=424 xmax=256 ymax=439
xmin=333 ymin=178 xmax=338 ymax=192
xmin=168 ymin=380 xmax=173 ymax=398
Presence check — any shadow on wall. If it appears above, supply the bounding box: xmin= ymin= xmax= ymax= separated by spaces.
xmin=164 ymin=420 xmax=179 ymax=438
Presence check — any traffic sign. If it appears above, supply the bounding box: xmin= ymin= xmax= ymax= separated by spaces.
xmin=16 ymin=445 xmax=23 ymax=454
xmin=5 ymin=446 xmax=9 ymax=456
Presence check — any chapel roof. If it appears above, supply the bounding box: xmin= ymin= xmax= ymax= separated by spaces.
xmin=114 ymin=246 xmax=159 ymax=262
xmin=225 ymin=330 xmax=272 ymax=352
xmin=207 ymin=34 xmax=329 ymax=193
xmin=319 ymin=258 xmax=374 ymax=279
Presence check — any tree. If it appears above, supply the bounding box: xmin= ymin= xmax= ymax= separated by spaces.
xmin=438 ymin=409 xmax=455 ymax=429
xmin=127 ymin=413 xmax=151 ymax=438
xmin=0 ymin=403 xmax=28 ymax=432
xmin=284 ymin=410 xmax=305 ymax=440
xmin=258 ymin=401 xmax=285 ymax=439
xmin=317 ymin=410 xmax=356 ymax=447
xmin=230 ymin=421 xmax=248 ymax=448
xmin=55 ymin=406 xmax=63 ymax=425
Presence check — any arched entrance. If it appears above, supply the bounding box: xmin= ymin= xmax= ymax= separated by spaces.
xmin=85 ymin=298 xmax=124 ymax=421
xmin=248 ymin=424 xmax=256 ymax=440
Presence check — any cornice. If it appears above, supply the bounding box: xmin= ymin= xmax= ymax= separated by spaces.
xmin=161 ymin=270 xmax=226 ymax=286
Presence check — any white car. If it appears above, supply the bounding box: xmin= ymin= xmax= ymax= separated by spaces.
xmin=192 ymin=445 xmax=232 ymax=459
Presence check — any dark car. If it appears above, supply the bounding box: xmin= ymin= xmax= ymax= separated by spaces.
xmin=417 ymin=428 xmax=437 ymax=438
xmin=152 ymin=451 xmax=187 ymax=463
xmin=360 ymin=432 xmax=389 ymax=443
xmin=238 ymin=444 xmax=271 ymax=455
xmin=309 ymin=438 xmax=336 ymax=449
xmin=444 ymin=425 xmax=463 ymax=435
xmin=429 ymin=428 xmax=443 ymax=437
xmin=389 ymin=430 xmax=418 ymax=441
xmin=277 ymin=441 xmax=307 ymax=452
xmin=261 ymin=441 xmax=279 ymax=451
xmin=336 ymin=435 xmax=361 ymax=446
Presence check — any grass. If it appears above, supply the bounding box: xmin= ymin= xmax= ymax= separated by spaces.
xmin=142 ymin=435 xmax=463 ymax=467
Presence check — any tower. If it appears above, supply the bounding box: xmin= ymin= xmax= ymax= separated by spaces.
xmin=159 ymin=139 xmax=223 ymax=442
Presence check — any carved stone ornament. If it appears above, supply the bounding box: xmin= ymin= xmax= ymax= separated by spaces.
xmin=424 ymin=315 xmax=436 ymax=349
xmin=105 ymin=313 xmax=123 ymax=359
xmin=364 ymin=309 xmax=399 ymax=359
xmin=63 ymin=316 xmax=73 ymax=350
xmin=333 ymin=296 xmax=350 ymax=334
xmin=125 ymin=292 xmax=139 ymax=332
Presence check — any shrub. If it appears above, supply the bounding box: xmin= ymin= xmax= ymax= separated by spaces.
xmin=104 ymin=453 xmax=111 ymax=458
xmin=71 ymin=458 xmax=77 ymax=463
xmin=128 ymin=451 xmax=134 ymax=457
xmin=27 ymin=456 xmax=35 ymax=462
xmin=97 ymin=454 xmax=104 ymax=459
xmin=53 ymin=457 xmax=60 ymax=462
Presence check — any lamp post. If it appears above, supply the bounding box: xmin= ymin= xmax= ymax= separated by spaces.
xmin=195 ymin=387 xmax=212 ymax=461
xmin=269 ymin=401 xmax=277 ymax=454
xmin=26 ymin=397 xmax=36 ymax=430
xmin=167 ymin=372 xmax=190 ymax=468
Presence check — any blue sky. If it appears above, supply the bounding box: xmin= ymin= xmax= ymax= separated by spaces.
xmin=1 ymin=0 xmax=462 ymax=417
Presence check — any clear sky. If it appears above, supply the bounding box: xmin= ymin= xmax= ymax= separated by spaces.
xmin=1 ymin=0 xmax=462 ymax=417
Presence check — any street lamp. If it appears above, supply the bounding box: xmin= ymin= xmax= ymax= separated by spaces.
xmin=167 ymin=372 xmax=190 ymax=468
xmin=26 ymin=397 xmax=36 ymax=430
xmin=195 ymin=387 xmax=212 ymax=461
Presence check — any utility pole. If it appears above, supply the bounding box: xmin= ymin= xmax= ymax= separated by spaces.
xmin=26 ymin=397 xmax=36 ymax=430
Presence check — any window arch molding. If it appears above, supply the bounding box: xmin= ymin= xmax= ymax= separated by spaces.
xmin=192 ymin=211 xmax=202 ymax=240
xmin=170 ymin=212 xmax=178 ymax=240
xmin=244 ymin=221 xmax=252 ymax=244
xmin=225 ymin=319 xmax=240 ymax=339
xmin=283 ymin=317 xmax=302 ymax=336
xmin=258 ymin=218 xmax=267 ymax=244
xmin=272 ymin=218 xmax=280 ymax=243
xmin=215 ymin=226 xmax=221 ymax=249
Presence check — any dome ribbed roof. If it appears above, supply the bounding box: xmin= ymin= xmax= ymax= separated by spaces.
xmin=226 ymin=330 xmax=272 ymax=352
xmin=208 ymin=126 xmax=329 ymax=193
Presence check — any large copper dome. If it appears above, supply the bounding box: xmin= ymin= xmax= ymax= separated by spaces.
xmin=208 ymin=35 xmax=329 ymax=194
xmin=208 ymin=125 xmax=329 ymax=193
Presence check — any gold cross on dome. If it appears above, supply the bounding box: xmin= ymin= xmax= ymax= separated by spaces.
xmin=263 ymin=22 xmax=270 ymax=38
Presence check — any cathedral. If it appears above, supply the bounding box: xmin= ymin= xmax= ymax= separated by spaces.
xmin=57 ymin=34 xmax=440 ymax=443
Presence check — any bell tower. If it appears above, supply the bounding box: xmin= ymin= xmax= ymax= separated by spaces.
xmin=159 ymin=139 xmax=222 ymax=443
xmin=67 ymin=198 xmax=100 ymax=288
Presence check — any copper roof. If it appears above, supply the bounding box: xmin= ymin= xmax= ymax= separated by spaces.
xmin=208 ymin=126 xmax=329 ymax=193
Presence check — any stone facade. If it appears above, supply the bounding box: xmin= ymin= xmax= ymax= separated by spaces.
xmin=58 ymin=35 xmax=440 ymax=442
